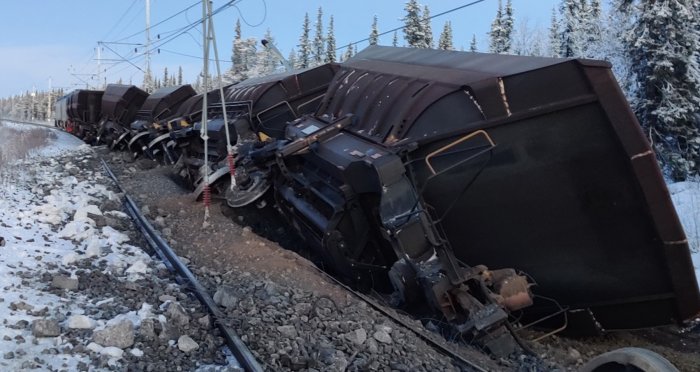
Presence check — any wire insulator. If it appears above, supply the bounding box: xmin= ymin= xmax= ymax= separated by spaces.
xmin=203 ymin=184 xmax=211 ymax=208
xmin=227 ymin=152 xmax=236 ymax=176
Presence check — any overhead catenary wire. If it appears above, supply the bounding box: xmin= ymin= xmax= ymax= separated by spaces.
xmin=110 ymin=0 xmax=202 ymax=43
xmin=335 ymin=0 xmax=488 ymax=51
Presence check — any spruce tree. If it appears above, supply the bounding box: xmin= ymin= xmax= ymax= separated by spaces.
xmin=548 ymin=7 xmax=561 ymax=57
xmin=403 ymin=0 xmax=427 ymax=48
xmin=312 ymin=7 xmax=325 ymax=66
xmin=369 ymin=15 xmax=379 ymax=46
xmin=422 ymin=5 xmax=433 ymax=48
xmin=625 ymin=0 xmax=700 ymax=180
xmin=438 ymin=21 xmax=453 ymax=50
xmin=392 ymin=31 xmax=398 ymax=47
xmin=489 ymin=0 xmax=504 ymax=53
xmin=288 ymin=49 xmax=299 ymax=70
xmin=232 ymin=19 xmax=244 ymax=72
xmin=326 ymin=16 xmax=337 ymax=62
xmin=469 ymin=34 xmax=478 ymax=52
xmin=502 ymin=0 xmax=514 ymax=53
xmin=177 ymin=66 xmax=183 ymax=85
xmin=559 ymin=0 xmax=583 ymax=57
xmin=582 ymin=0 xmax=603 ymax=58
xmin=298 ymin=13 xmax=312 ymax=69
xmin=343 ymin=44 xmax=355 ymax=61
xmin=163 ymin=67 xmax=169 ymax=87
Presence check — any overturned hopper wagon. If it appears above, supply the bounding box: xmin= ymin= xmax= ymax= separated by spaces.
xmin=180 ymin=63 xmax=340 ymax=200
xmin=229 ymin=46 xmax=700 ymax=340
xmin=97 ymin=84 xmax=149 ymax=147
xmin=126 ymin=84 xmax=196 ymax=157
xmin=54 ymin=89 xmax=103 ymax=142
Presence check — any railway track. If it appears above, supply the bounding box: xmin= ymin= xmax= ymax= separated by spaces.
xmin=100 ymin=158 xmax=263 ymax=372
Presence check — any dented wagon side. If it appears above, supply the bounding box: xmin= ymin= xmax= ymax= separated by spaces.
xmin=229 ymin=46 xmax=700 ymax=338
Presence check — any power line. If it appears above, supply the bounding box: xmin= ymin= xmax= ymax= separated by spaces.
xmin=111 ymin=0 xmax=201 ymax=43
xmin=160 ymin=48 xmax=232 ymax=63
xmin=101 ymin=0 xmax=141 ymax=41
xmin=336 ymin=0 xmax=489 ymax=51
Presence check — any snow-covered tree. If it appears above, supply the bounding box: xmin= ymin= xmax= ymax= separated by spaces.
xmin=312 ymin=7 xmax=325 ymax=66
xmin=392 ymin=31 xmax=398 ymax=47
xmin=580 ymin=0 xmax=603 ymax=58
xmin=369 ymin=15 xmax=379 ymax=46
xmin=177 ymin=66 xmax=183 ymax=85
xmin=422 ymin=5 xmax=433 ymax=48
xmin=142 ymin=69 xmax=154 ymax=93
xmin=559 ymin=0 xmax=584 ymax=57
xmin=403 ymin=0 xmax=428 ymax=48
xmin=489 ymin=0 xmax=506 ymax=53
xmin=624 ymin=0 xmax=700 ymax=180
xmin=513 ymin=18 xmax=546 ymax=56
xmin=288 ymin=49 xmax=298 ymax=70
xmin=548 ymin=7 xmax=561 ymax=57
xmin=502 ymin=0 xmax=514 ymax=52
xmin=257 ymin=29 xmax=282 ymax=76
xmin=438 ymin=21 xmax=453 ymax=50
xmin=162 ymin=67 xmax=169 ymax=87
xmin=326 ymin=16 xmax=337 ymax=62
xmin=342 ymin=44 xmax=355 ymax=61
xmin=298 ymin=13 xmax=312 ymax=69
xmin=469 ymin=34 xmax=478 ymax=52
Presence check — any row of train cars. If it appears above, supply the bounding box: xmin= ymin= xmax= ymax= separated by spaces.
xmin=52 ymin=46 xmax=700 ymax=356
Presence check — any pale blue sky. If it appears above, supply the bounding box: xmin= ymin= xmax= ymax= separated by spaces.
xmin=0 ymin=0 xmax=558 ymax=97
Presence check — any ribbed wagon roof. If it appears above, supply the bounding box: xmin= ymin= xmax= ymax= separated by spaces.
xmin=318 ymin=46 xmax=610 ymax=146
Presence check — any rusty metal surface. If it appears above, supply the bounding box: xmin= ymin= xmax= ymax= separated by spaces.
xmin=306 ymin=46 xmax=700 ymax=331
xmin=101 ymin=84 xmax=148 ymax=126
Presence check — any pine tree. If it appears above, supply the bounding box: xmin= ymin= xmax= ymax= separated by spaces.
xmin=369 ymin=15 xmax=379 ymax=46
xmin=392 ymin=31 xmax=398 ymax=47
xmin=326 ymin=16 xmax=337 ymax=62
xmin=502 ymin=0 xmax=514 ymax=53
xmin=548 ymin=7 xmax=561 ymax=57
xmin=581 ymin=0 xmax=603 ymax=58
xmin=470 ymin=34 xmax=478 ymax=52
xmin=178 ymin=66 xmax=183 ymax=85
xmin=422 ymin=5 xmax=433 ymax=48
xmin=258 ymin=29 xmax=280 ymax=75
xmin=559 ymin=0 xmax=583 ymax=57
xmin=288 ymin=49 xmax=299 ymax=70
xmin=232 ymin=19 xmax=244 ymax=71
xmin=312 ymin=7 xmax=325 ymax=66
xmin=489 ymin=0 xmax=504 ymax=53
xmin=298 ymin=13 xmax=312 ymax=68
xmin=625 ymin=0 xmax=700 ymax=180
xmin=438 ymin=21 xmax=453 ymax=50
xmin=163 ymin=67 xmax=169 ymax=87
xmin=142 ymin=70 xmax=154 ymax=93
xmin=403 ymin=0 xmax=427 ymax=48
xmin=343 ymin=44 xmax=355 ymax=61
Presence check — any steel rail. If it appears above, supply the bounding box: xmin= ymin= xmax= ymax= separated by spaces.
xmin=304 ymin=263 xmax=489 ymax=372
xmin=100 ymin=158 xmax=263 ymax=372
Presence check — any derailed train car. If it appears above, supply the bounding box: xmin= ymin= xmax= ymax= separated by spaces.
xmin=97 ymin=84 xmax=149 ymax=147
xmin=177 ymin=63 xmax=340 ymax=200
xmin=54 ymin=89 xmax=104 ymax=142
xmin=122 ymin=84 xmax=196 ymax=156
xmin=226 ymin=46 xmax=700 ymax=342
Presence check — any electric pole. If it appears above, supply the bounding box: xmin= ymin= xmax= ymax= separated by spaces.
xmin=96 ymin=42 xmax=101 ymax=89
xmin=145 ymin=0 xmax=152 ymax=91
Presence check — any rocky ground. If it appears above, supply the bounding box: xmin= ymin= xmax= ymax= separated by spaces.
xmin=0 ymin=122 xmax=239 ymax=371
xmin=2 ymin=120 xmax=699 ymax=372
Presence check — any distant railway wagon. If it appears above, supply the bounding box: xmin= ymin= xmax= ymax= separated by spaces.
xmin=53 ymin=89 xmax=103 ymax=142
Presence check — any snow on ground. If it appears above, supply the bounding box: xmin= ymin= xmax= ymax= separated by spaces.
xmin=668 ymin=181 xmax=700 ymax=288
xmin=0 ymin=133 xmax=153 ymax=370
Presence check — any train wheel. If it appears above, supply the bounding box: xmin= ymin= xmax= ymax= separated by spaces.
xmin=580 ymin=347 xmax=679 ymax=372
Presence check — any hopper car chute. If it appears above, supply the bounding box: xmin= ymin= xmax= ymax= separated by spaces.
xmin=224 ymin=46 xmax=700 ymax=346
xmin=124 ymin=84 xmax=196 ymax=158
xmin=54 ymin=89 xmax=104 ymax=142
xmin=177 ymin=63 xmax=340 ymax=201
xmin=97 ymin=84 xmax=149 ymax=148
